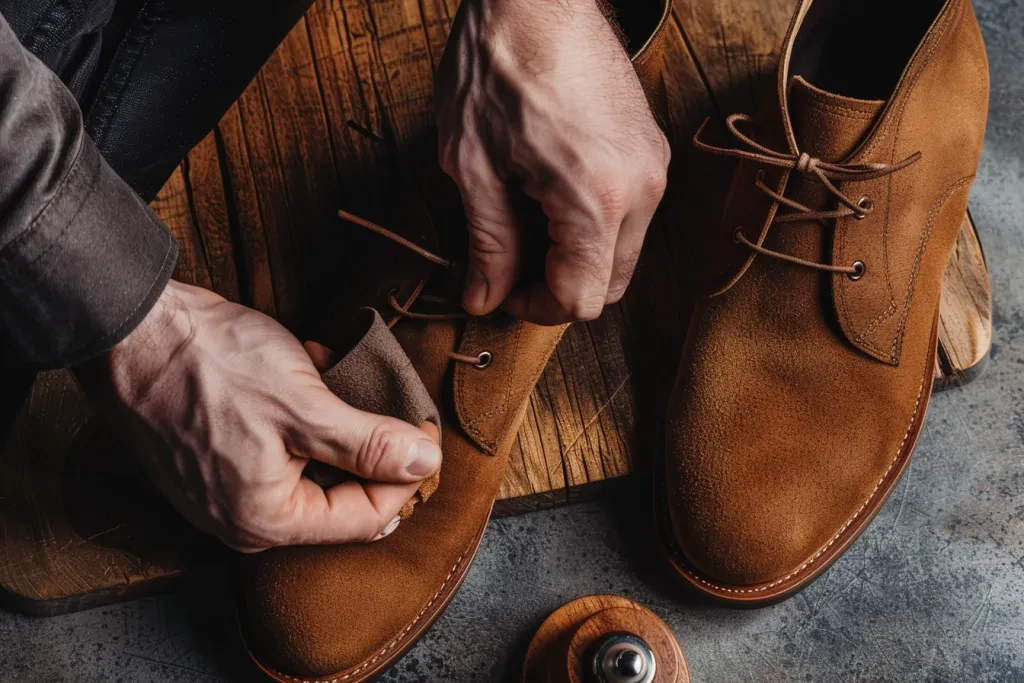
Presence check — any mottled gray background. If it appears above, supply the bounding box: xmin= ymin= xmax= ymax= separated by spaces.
xmin=1 ymin=1 xmax=1022 ymax=681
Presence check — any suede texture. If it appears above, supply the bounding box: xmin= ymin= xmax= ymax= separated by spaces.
xmin=238 ymin=1 xmax=672 ymax=679
xmin=307 ymin=308 xmax=441 ymax=520
xmin=663 ymin=0 xmax=988 ymax=599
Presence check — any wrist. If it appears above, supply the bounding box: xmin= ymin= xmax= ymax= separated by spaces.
xmin=74 ymin=280 xmax=195 ymax=402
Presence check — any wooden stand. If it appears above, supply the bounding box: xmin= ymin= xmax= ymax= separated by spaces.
xmin=0 ymin=0 xmax=993 ymax=615
xmin=523 ymin=595 xmax=689 ymax=683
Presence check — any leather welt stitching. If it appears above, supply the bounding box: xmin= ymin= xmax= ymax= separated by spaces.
xmin=866 ymin=2 xmax=964 ymax=356
xmin=666 ymin=371 xmax=926 ymax=595
xmin=846 ymin=158 xmax=899 ymax=346
xmin=459 ymin=322 xmax=524 ymax=453
xmin=266 ymin=542 xmax=476 ymax=683
xmin=463 ymin=324 xmax=566 ymax=455
xmin=854 ymin=302 xmax=898 ymax=344
xmin=804 ymin=99 xmax=880 ymax=119
xmin=843 ymin=2 xmax=958 ymax=346
xmin=888 ymin=176 xmax=974 ymax=363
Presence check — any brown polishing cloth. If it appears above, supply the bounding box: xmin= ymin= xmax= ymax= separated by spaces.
xmin=307 ymin=308 xmax=441 ymax=520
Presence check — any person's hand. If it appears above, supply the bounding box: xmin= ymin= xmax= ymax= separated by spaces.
xmin=435 ymin=0 xmax=670 ymax=324
xmin=74 ymin=280 xmax=441 ymax=553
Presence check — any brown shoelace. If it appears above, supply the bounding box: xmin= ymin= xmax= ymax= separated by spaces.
xmin=337 ymin=209 xmax=492 ymax=369
xmin=693 ymin=113 xmax=921 ymax=277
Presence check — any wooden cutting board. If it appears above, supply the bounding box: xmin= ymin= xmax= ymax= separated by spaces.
xmin=0 ymin=0 xmax=991 ymax=615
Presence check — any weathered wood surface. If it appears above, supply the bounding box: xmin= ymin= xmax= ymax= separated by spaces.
xmin=0 ymin=0 xmax=992 ymax=614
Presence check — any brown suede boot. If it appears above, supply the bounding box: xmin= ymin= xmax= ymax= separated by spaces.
xmin=658 ymin=0 xmax=988 ymax=605
xmin=238 ymin=2 xmax=671 ymax=680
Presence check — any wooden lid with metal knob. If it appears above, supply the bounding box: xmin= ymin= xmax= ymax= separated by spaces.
xmin=523 ymin=595 xmax=690 ymax=683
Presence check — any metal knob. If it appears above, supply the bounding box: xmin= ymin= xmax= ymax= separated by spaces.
xmin=590 ymin=633 xmax=656 ymax=683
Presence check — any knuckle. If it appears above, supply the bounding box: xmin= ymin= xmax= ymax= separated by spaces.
xmin=591 ymin=175 xmax=629 ymax=224
xmin=605 ymin=284 xmax=628 ymax=305
xmin=360 ymin=424 xmax=404 ymax=478
xmin=657 ymin=131 xmax=672 ymax=166
xmin=557 ymin=292 xmax=605 ymax=322
xmin=565 ymin=239 xmax=613 ymax=273
xmin=467 ymin=223 xmax=510 ymax=260
xmin=641 ymin=167 xmax=668 ymax=205
xmin=614 ymin=249 xmax=642 ymax=289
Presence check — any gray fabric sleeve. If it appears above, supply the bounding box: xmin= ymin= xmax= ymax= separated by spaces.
xmin=0 ymin=12 xmax=177 ymax=370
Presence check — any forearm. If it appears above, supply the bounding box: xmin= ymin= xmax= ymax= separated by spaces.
xmin=0 ymin=11 xmax=177 ymax=370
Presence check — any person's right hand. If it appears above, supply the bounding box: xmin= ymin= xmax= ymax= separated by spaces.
xmin=74 ymin=280 xmax=441 ymax=553
xmin=435 ymin=0 xmax=670 ymax=325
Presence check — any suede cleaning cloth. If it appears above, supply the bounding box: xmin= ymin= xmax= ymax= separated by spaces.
xmin=307 ymin=308 xmax=441 ymax=521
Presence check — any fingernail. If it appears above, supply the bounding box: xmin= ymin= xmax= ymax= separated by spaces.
xmin=373 ymin=516 xmax=401 ymax=541
xmin=463 ymin=267 xmax=488 ymax=313
xmin=405 ymin=439 xmax=442 ymax=477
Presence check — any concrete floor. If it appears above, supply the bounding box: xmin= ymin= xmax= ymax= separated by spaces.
xmin=1 ymin=1 xmax=1022 ymax=681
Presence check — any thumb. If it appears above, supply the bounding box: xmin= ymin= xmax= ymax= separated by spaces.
xmin=455 ymin=167 xmax=522 ymax=316
xmin=298 ymin=388 xmax=442 ymax=484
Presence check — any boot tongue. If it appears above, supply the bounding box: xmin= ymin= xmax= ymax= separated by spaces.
xmin=788 ymin=75 xmax=884 ymax=163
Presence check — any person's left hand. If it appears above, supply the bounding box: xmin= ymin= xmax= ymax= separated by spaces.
xmin=435 ymin=0 xmax=670 ymax=325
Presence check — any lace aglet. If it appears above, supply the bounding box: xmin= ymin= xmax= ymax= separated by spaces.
xmin=336 ymin=209 xmax=454 ymax=269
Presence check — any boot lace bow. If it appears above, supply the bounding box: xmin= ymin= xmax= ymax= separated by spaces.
xmin=693 ymin=113 xmax=921 ymax=278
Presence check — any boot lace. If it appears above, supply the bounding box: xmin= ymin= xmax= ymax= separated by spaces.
xmin=693 ymin=113 xmax=921 ymax=279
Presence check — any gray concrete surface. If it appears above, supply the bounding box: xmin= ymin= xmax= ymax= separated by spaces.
xmin=1 ymin=2 xmax=1022 ymax=681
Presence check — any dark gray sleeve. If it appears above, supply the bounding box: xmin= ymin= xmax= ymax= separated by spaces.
xmin=0 ymin=12 xmax=177 ymax=370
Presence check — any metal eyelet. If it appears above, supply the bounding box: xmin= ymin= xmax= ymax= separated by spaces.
xmin=474 ymin=351 xmax=493 ymax=369
xmin=848 ymin=261 xmax=866 ymax=281
xmin=855 ymin=196 xmax=873 ymax=219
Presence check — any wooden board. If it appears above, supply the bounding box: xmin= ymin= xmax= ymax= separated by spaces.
xmin=0 ymin=0 xmax=992 ymax=615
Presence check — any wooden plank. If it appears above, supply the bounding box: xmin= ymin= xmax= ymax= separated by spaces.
xmin=0 ymin=0 xmax=993 ymax=613
xmin=152 ymin=165 xmax=212 ymax=291
xmin=213 ymin=105 xmax=279 ymax=317
xmin=0 ymin=371 xmax=202 ymax=615
xmin=672 ymin=0 xmax=796 ymax=115
xmin=935 ymin=212 xmax=993 ymax=390
xmin=184 ymin=133 xmax=240 ymax=303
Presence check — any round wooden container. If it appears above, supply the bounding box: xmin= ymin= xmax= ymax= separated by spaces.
xmin=523 ymin=595 xmax=690 ymax=683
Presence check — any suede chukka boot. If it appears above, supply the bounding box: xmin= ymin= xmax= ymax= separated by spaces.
xmin=239 ymin=1 xmax=672 ymax=680
xmin=658 ymin=0 xmax=989 ymax=605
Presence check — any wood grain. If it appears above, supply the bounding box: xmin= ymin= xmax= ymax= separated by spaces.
xmin=0 ymin=0 xmax=993 ymax=614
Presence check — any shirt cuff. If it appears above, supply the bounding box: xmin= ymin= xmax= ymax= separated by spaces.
xmin=0 ymin=138 xmax=178 ymax=370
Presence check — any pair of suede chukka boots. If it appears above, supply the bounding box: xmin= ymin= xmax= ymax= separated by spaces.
xmin=239 ymin=0 xmax=989 ymax=679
